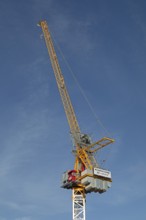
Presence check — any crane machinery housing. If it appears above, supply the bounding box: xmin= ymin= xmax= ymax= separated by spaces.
xmin=38 ymin=20 xmax=114 ymax=220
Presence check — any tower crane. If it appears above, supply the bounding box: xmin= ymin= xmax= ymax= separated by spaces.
xmin=38 ymin=20 xmax=114 ymax=220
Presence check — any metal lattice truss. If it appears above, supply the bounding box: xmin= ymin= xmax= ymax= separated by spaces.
xmin=72 ymin=188 xmax=86 ymax=220
xmin=39 ymin=20 xmax=81 ymax=145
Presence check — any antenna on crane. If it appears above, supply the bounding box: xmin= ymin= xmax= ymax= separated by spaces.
xmin=38 ymin=20 xmax=115 ymax=220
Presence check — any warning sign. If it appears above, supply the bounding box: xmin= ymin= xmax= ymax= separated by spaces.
xmin=94 ymin=168 xmax=111 ymax=179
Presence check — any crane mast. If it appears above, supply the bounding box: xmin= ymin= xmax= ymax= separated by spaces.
xmin=38 ymin=20 xmax=114 ymax=220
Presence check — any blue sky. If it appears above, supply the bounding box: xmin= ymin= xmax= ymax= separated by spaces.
xmin=0 ymin=0 xmax=146 ymax=219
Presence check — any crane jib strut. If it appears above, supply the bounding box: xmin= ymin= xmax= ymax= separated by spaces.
xmin=38 ymin=20 xmax=115 ymax=220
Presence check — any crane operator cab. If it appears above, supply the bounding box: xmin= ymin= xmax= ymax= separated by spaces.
xmin=80 ymin=134 xmax=91 ymax=145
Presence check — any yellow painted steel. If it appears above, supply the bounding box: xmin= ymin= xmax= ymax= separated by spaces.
xmin=84 ymin=137 xmax=115 ymax=153
xmin=77 ymin=148 xmax=93 ymax=170
xmin=38 ymin=20 xmax=81 ymax=145
xmin=72 ymin=187 xmax=85 ymax=199
xmin=38 ymin=20 xmax=115 ymax=178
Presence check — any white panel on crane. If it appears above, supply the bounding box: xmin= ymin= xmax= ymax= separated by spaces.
xmin=94 ymin=168 xmax=111 ymax=179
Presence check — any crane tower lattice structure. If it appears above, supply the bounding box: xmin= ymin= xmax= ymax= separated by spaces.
xmin=38 ymin=20 xmax=114 ymax=220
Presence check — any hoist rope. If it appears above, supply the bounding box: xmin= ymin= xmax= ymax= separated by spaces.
xmin=48 ymin=29 xmax=114 ymax=164
xmin=51 ymin=31 xmax=112 ymax=136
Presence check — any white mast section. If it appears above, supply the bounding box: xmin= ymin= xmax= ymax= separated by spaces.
xmin=72 ymin=189 xmax=86 ymax=220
